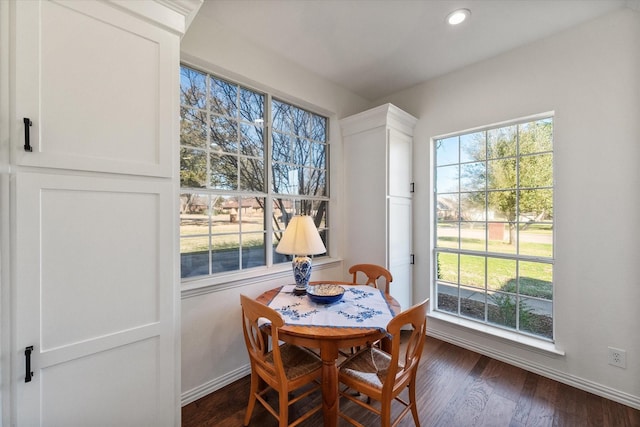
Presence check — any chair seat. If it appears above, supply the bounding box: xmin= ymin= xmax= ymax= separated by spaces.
xmin=266 ymin=344 xmax=322 ymax=381
xmin=340 ymin=347 xmax=403 ymax=390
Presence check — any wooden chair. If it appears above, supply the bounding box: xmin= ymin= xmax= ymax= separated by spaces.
xmin=337 ymin=298 xmax=429 ymax=427
xmin=349 ymin=263 xmax=393 ymax=294
xmin=240 ymin=294 xmax=323 ymax=427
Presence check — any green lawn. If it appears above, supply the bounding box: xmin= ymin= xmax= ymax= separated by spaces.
xmin=437 ymin=239 xmax=552 ymax=300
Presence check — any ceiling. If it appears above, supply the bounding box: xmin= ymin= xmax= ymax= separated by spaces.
xmin=196 ymin=0 xmax=635 ymax=101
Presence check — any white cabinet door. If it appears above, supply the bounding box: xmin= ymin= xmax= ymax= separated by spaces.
xmin=388 ymin=196 xmax=412 ymax=309
xmin=13 ymin=0 xmax=177 ymax=177
xmin=388 ymin=128 xmax=413 ymax=198
xmin=15 ymin=172 xmax=177 ymax=426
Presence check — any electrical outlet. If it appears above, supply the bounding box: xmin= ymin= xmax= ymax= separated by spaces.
xmin=608 ymin=347 xmax=626 ymax=368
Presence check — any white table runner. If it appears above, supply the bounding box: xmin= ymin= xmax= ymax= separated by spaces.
xmin=266 ymin=285 xmax=396 ymax=331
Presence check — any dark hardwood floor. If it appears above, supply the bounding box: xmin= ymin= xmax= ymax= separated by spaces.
xmin=182 ymin=336 xmax=640 ymax=426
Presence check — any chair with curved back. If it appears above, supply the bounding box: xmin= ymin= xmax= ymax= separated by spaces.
xmin=337 ymin=298 xmax=429 ymax=427
xmin=348 ymin=263 xmax=393 ymax=294
xmin=240 ymin=294 xmax=323 ymax=427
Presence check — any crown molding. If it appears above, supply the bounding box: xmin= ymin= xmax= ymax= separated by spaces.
xmin=155 ymin=0 xmax=203 ymax=30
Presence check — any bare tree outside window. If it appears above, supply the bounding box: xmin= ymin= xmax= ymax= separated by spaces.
xmin=179 ymin=65 xmax=328 ymax=279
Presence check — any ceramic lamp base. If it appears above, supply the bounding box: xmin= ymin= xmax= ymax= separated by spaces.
xmin=292 ymin=255 xmax=312 ymax=294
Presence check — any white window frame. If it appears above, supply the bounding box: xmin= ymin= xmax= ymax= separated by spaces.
xmin=179 ymin=63 xmax=331 ymax=288
xmin=432 ymin=113 xmax=555 ymax=343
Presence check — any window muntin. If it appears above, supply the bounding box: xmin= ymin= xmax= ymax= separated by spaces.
xmin=180 ymin=65 xmax=328 ymax=279
xmin=434 ymin=117 xmax=553 ymax=340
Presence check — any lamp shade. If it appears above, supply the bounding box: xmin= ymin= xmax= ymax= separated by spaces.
xmin=275 ymin=215 xmax=326 ymax=256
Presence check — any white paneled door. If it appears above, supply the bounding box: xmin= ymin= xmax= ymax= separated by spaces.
xmin=15 ymin=173 xmax=177 ymax=426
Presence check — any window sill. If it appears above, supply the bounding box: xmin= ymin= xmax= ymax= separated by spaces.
xmin=427 ymin=310 xmax=565 ymax=357
xmin=180 ymin=257 xmax=343 ymax=299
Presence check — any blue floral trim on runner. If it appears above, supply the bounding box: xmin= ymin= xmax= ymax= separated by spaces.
xmin=347 ymin=287 xmax=375 ymax=301
xmin=276 ymin=303 xmax=318 ymax=321
xmin=338 ymin=303 xmax=384 ymax=323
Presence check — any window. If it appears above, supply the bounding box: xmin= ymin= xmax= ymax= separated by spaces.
xmin=179 ymin=65 xmax=328 ymax=280
xmin=433 ymin=116 xmax=553 ymax=340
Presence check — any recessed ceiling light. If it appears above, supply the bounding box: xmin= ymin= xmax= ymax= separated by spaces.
xmin=446 ymin=8 xmax=470 ymax=26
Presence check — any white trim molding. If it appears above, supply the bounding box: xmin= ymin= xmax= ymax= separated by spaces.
xmin=181 ymin=364 xmax=251 ymax=407
xmin=427 ymin=327 xmax=640 ymax=410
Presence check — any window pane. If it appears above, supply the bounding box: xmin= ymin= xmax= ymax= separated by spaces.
xmin=519 ymin=118 xmax=553 ymax=155
xmin=210 ymin=115 xmax=237 ymax=153
xmin=460 ymin=131 xmax=485 ymax=163
xmin=215 ymin=196 xmax=241 ymax=232
xmin=311 ymin=142 xmax=326 ymax=169
xmin=519 ymin=223 xmax=552 ymax=258
xmin=239 ymin=157 xmax=265 ymax=192
xmin=180 ymin=193 xmax=210 ymax=236
xmin=436 ymin=252 xmax=458 ymax=283
xmin=180 ymin=148 xmax=207 ymax=188
xmin=291 ymin=106 xmax=311 ymax=137
xmin=242 ymin=232 xmax=266 ymax=269
xmin=180 ymin=108 xmax=207 ymax=148
xmin=487 ymin=125 xmax=516 ymax=159
xmin=488 ymin=291 xmax=517 ymax=330
xmin=487 ymin=223 xmax=516 ymax=254
xmin=240 ymin=124 xmax=264 ymax=157
xmin=460 ymin=286 xmax=485 ymax=321
xmin=487 ymin=257 xmax=516 ymax=292
xmin=180 ymin=66 xmax=206 ymax=108
xmin=180 ymin=236 xmax=210 ymax=278
xmin=436 ymin=136 xmax=458 ymax=166
xmin=519 ymin=188 xmax=553 ymax=223
xmin=437 ymin=282 xmax=458 ymax=314
xmin=488 ymin=190 xmax=516 ymax=221
xmin=311 ymin=115 xmax=326 ymax=142
xmin=304 ymin=168 xmax=326 ymax=197
xmin=272 ymin=132 xmax=290 ymax=163
xmin=519 ymin=154 xmax=552 ymax=188
xmin=520 ymin=297 xmax=552 ymax=339
xmin=210 ymin=77 xmax=237 ymax=118
xmin=436 ymin=165 xmax=458 ymax=193
xmin=460 ymin=192 xmax=484 ymax=221
xmin=273 ymin=163 xmax=297 ymax=194
xmin=293 ymin=137 xmax=311 ymax=167
xmin=211 ymin=234 xmax=239 ymax=273
xmin=518 ymin=261 xmax=553 ymax=299
xmin=272 ymin=100 xmax=291 ymax=132
xmin=460 ymin=222 xmax=486 ymax=252
xmin=239 ymin=87 xmax=264 ymax=123
xmin=437 ymin=194 xmax=459 ymax=222
xmin=459 ymin=254 xmax=484 ymax=288
xmin=210 ymin=154 xmax=238 ymax=190
xmin=487 ymin=158 xmax=516 ymax=190
xmin=436 ymin=222 xmax=458 ymax=249
xmin=460 ymin=162 xmax=485 ymax=192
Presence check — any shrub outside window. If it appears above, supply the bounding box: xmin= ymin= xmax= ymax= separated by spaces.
xmin=433 ymin=116 xmax=554 ymax=340
xmin=179 ymin=65 xmax=328 ymax=280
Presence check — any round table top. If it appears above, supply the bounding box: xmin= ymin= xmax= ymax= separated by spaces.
xmin=256 ymin=284 xmax=401 ymax=345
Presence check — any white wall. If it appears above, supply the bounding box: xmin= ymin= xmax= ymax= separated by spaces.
xmin=378 ymin=8 xmax=640 ymax=407
xmin=179 ymin=13 xmax=369 ymax=403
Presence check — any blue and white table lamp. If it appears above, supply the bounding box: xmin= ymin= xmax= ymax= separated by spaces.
xmin=275 ymin=215 xmax=326 ymax=295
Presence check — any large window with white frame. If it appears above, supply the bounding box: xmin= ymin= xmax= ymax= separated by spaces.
xmin=433 ymin=115 xmax=554 ymax=340
xmin=179 ymin=64 xmax=328 ymax=280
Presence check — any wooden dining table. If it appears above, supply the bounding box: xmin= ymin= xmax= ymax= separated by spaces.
xmin=256 ymin=284 xmax=400 ymax=427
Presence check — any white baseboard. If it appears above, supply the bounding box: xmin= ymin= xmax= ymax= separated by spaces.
xmin=181 ymin=364 xmax=251 ymax=407
xmin=427 ymin=328 xmax=640 ymax=410
xmin=181 ymin=332 xmax=640 ymax=411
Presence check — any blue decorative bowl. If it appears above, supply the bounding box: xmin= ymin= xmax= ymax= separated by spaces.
xmin=307 ymin=284 xmax=345 ymax=304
